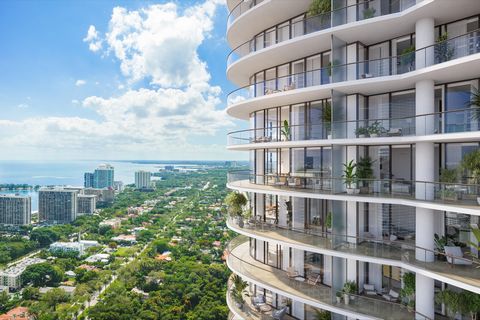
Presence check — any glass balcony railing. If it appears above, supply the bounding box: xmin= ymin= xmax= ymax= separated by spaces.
xmin=226 ymin=236 xmax=432 ymax=320
xmin=227 ymin=109 xmax=480 ymax=146
xmin=227 ymin=170 xmax=480 ymax=208
xmin=227 ymin=30 xmax=480 ymax=106
xmin=227 ymin=217 xmax=480 ymax=289
xmin=227 ymin=0 xmax=418 ymax=66
xmin=227 ymin=0 xmax=265 ymax=29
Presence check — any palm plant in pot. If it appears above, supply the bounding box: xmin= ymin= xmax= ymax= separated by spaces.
xmin=469 ymin=88 xmax=480 ymax=121
xmin=323 ymin=101 xmax=332 ymax=139
xmin=281 ymin=120 xmax=291 ymax=141
xmin=460 ymin=149 xmax=480 ymax=205
xmin=225 ymin=192 xmax=248 ymax=226
xmin=342 ymin=281 xmax=357 ymax=305
xmin=342 ymin=160 xmax=358 ymax=194
xmin=439 ymin=168 xmax=459 ymax=201
xmin=367 ymin=121 xmax=386 ymax=137
xmin=355 ymin=126 xmax=369 ymax=138
xmin=231 ymin=274 xmax=249 ymax=309
xmin=356 ymin=156 xmax=375 ymax=194
xmin=400 ymin=272 xmax=415 ymax=312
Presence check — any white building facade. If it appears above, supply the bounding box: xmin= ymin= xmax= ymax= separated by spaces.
xmin=77 ymin=194 xmax=96 ymax=216
xmin=0 ymin=195 xmax=31 ymax=225
xmin=39 ymin=188 xmax=78 ymax=224
xmin=225 ymin=1 xmax=480 ymax=319
xmin=135 ymin=171 xmax=152 ymax=189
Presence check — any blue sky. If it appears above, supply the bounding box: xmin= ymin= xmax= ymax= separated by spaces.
xmin=0 ymin=0 xmax=244 ymax=160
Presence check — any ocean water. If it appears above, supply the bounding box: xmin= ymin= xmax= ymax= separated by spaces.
xmin=0 ymin=160 xmax=207 ymax=211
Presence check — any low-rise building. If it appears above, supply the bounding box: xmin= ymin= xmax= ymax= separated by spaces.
xmin=0 ymin=257 xmax=46 ymax=290
xmin=99 ymin=218 xmax=122 ymax=229
xmin=49 ymin=242 xmax=85 ymax=256
xmin=0 ymin=306 xmax=31 ymax=320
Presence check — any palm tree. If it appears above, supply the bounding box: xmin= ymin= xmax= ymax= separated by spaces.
xmin=469 ymin=88 xmax=480 ymax=120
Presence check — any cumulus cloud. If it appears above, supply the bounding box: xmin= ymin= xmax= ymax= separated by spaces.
xmin=1 ymin=0 xmax=232 ymax=160
xmin=83 ymin=25 xmax=103 ymax=52
xmin=17 ymin=104 xmax=29 ymax=109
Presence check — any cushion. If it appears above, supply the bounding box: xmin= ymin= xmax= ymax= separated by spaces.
xmin=444 ymin=246 xmax=463 ymax=258
xmin=389 ymin=234 xmax=397 ymax=241
xmin=364 ymin=284 xmax=374 ymax=291
xmin=389 ymin=290 xmax=399 ymax=298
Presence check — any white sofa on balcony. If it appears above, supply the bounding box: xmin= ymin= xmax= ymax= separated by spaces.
xmin=444 ymin=246 xmax=473 ymax=265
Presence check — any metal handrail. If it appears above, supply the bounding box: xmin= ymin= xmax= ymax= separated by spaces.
xmin=227 ymin=29 xmax=480 ymax=104
xmin=226 ymin=236 xmax=432 ymax=320
xmin=227 ymin=108 xmax=479 ymax=135
xmin=227 ymin=217 xmax=480 ymax=267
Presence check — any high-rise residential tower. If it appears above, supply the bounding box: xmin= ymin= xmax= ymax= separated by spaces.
xmin=0 ymin=195 xmax=31 ymax=225
xmin=84 ymin=172 xmax=94 ymax=188
xmin=39 ymin=188 xmax=78 ymax=224
xmin=93 ymin=164 xmax=114 ymax=189
xmin=224 ymin=1 xmax=480 ymax=319
xmin=135 ymin=171 xmax=151 ymax=189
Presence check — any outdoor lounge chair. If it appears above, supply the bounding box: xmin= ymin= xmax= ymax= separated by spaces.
xmin=363 ymin=284 xmax=377 ymax=296
xmin=444 ymin=246 xmax=473 ymax=265
xmin=382 ymin=289 xmax=399 ymax=302
xmin=251 ymin=295 xmax=266 ymax=310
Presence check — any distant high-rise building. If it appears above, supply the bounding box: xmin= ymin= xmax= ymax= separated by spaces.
xmin=135 ymin=171 xmax=151 ymax=189
xmin=0 ymin=195 xmax=31 ymax=225
xmin=113 ymin=181 xmax=124 ymax=192
xmin=164 ymin=165 xmax=174 ymax=171
xmin=39 ymin=188 xmax=77 ymax=224
xmin=84 ymin=172 xmax=94 ymax=188
xmin=77 ymin=194 xmax=96 ymax=216
xmin=93 ymin=164 xmax=114 ymax=188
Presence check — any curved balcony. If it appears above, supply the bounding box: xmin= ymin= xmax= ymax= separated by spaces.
xmin=227 ymin=275 xmax=296 ymax=320
xmin=227 ymin=0 xmax=418 ymax=69
xmin=227 ymin=171 xmax=480 ymax=216
xmin=226 ymin=236 xmax=431 ymax=320
xmin=227 ymin=30 xmax=480 ymax=110
xmin=227 ymin=109 xmax=480 ymax=148
xmin=227 ymin=0 xmax=264 ymax=29
xmin=227 ymin=218 xmax=480 ymax=293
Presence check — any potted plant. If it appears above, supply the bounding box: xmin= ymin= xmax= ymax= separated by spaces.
xmin=342 ymin=281 xmax=357 ymax=305
xmin=400 ymin=45 xmax=416 ymax=71
xmin=355 ymin=126 xmax=369 ymax=138
xmin=323 ymin=101 xmax=332 ymax=139
xmin=281 ymin=120 xmax=291 ymax=141
xmin=469 ymin=88 xmax=480 ymax=121
xmin=225 ymin=192 xmax=248 ymax=226
xmin=342 ymin=160 xmax=358 ymax=194
xmin=460 ymin=149 xmax=480 ymax=205
xmin=326 ymin=212 xmax=332 ymax=233
xmin=231 ymin=274 xmax=249 ymax=309
xmin=356 ymin=156 xmax=375 ymax=194
xmin=362 ymin=7 xmax=376 ymax=19
xmin=435 ymin=33 xmax=455 ymax=63
xmin=367 ymin=121 xmax=385 ymax=137
xmin=335 ymin=291 xmax=342 ymax=304
xmin=438 ymin=168 xmax=459 ymax=201
xmin=400 ymin=272 xmax=415 ymax=311
xmin=315 ymin=309 xmax=332 ymax=320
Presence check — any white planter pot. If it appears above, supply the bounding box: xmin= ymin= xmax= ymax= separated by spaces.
xmin=336 ymin=297 xmax=341 ymax=304
xmin=344 ymin=294 xmax=350 ymax=305
xmin=327 ymin=134 xmax=332 ymax=139
xmin=370 ymin=133 xmax=378 ymax=138
xmin=477 ymin=197 xmax=480 ymax=205
xmin=346 ymin=188 xmax=355 ymax=195
xmin=358 ymin=134 xmax=366 ymax=138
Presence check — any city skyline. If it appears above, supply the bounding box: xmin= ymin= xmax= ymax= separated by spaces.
xmin=0 ymin=0 xmax=244 ymax=161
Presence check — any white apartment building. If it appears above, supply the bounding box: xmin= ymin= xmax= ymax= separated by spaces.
xmin=39 ymin=188 xmax=78 ymax=224
xmin=135 ymin=171 xmax=152 ymax=189
xmin=77 ymin=194 xmax=96 ymax=216
xmin=0 ymin=257 xmax=46 ymax=290
xmin=0 ymin=195 xmax=31 ymax=225
xmin=49 ymin=242 xmax=85 ymax=256
xmin=224 ymin=1 xmax=480 ymax=319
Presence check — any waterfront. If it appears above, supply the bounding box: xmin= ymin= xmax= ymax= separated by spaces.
xmin=0 ymin=160 xmax=223 ymax=210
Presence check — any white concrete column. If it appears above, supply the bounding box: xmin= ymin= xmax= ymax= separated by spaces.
xmin=416 ymin=208 xmax=435 ymax=261
xmin=415 ymin=142 xmax=435 ymax=200
xmin=292 ymin=248 xmax=304 ymax=276
xmin=415 ymin=18 xmax=435 ymax=69
xmin=416 ymin=274 xmax=435 ymax=319
xmin=292 ymin=300 xmax=305 ymax=319
xmin=346 ymin=201 xmax=358 ymax=244
xmin=415 ymin=79 xmax=435 ymax=136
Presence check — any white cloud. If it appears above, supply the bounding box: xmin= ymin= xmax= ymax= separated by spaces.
xmin=0 ymin=0 xmax=233 ymax=160
xmin=75 ymin=79 xmax=86 ymax=86
xmin=83 ymin=25 xmax=103 ymax=52
xmin=17 ymin=104 xmax=29 ymax=109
